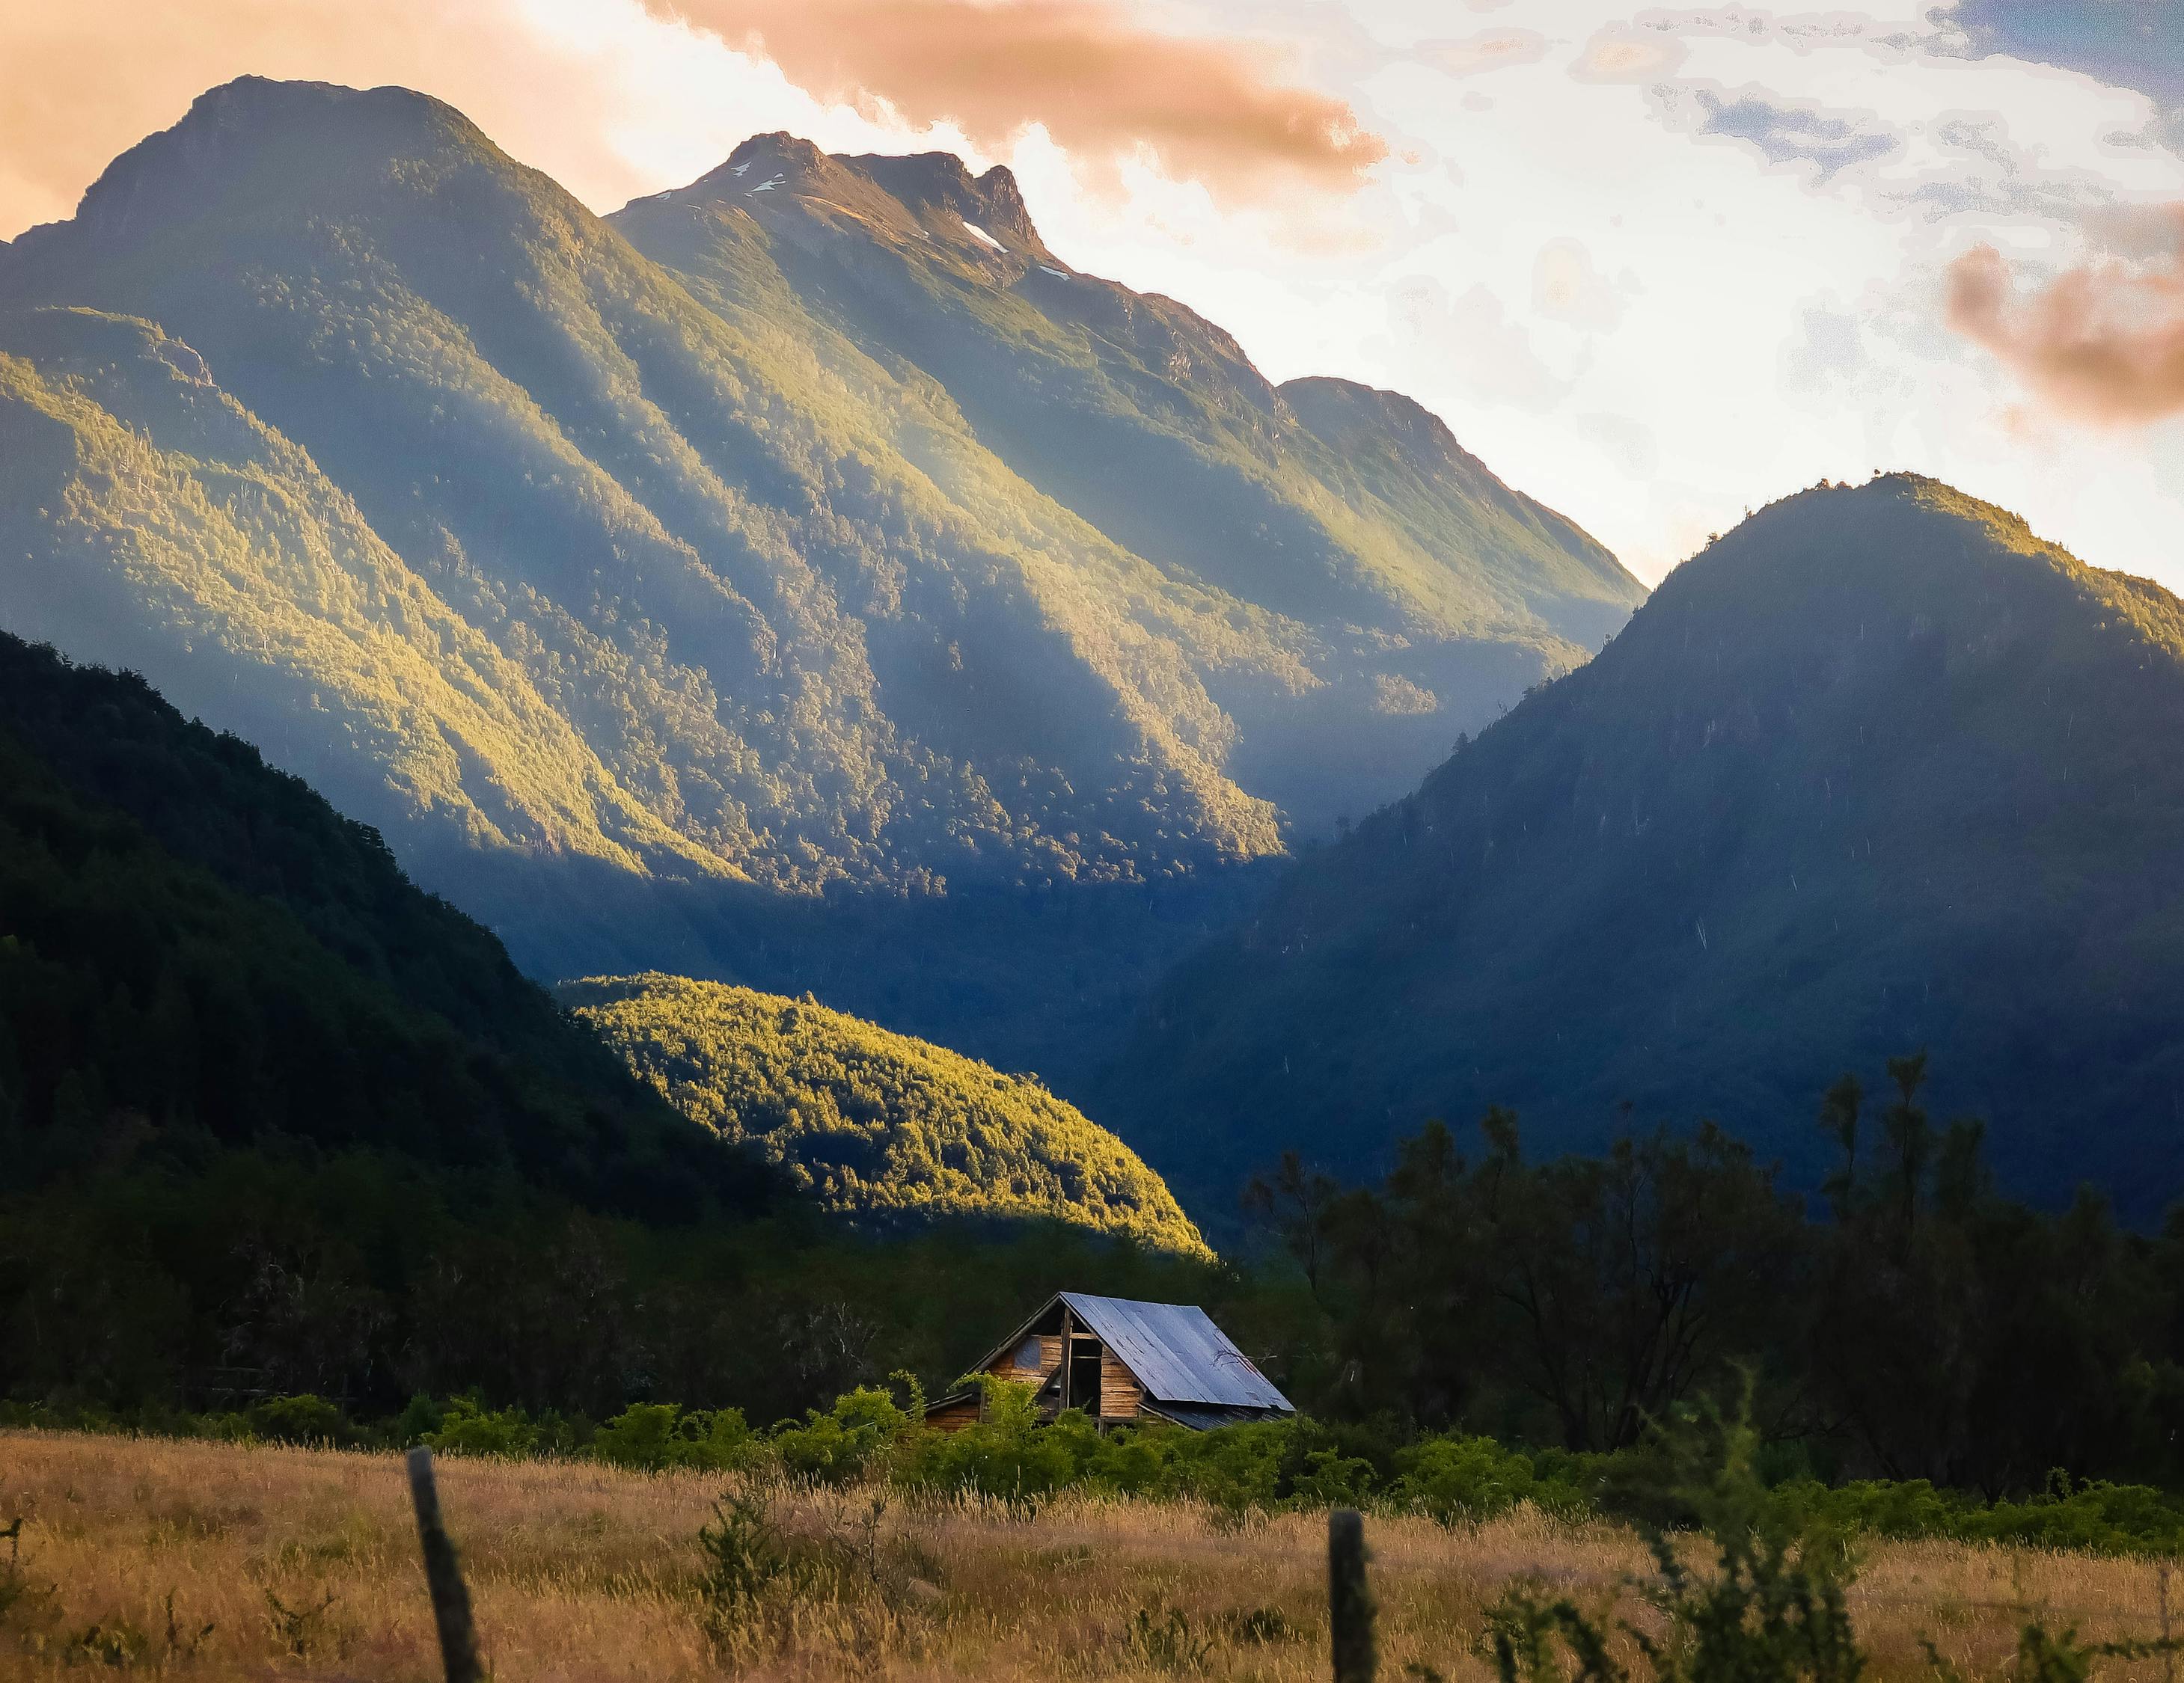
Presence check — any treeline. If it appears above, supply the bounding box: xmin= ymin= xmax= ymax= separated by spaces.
xmin=1249 ymin=1053 xmax=2184 ymax=1495
xmin=0 ymin=1142 xmax=1252 ymax=1428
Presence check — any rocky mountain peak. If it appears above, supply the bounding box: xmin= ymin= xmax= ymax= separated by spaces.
xmin=847 ymin=150 xmax=1044 ymax=253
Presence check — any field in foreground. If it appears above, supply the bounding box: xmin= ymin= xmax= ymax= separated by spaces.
xmin=0 ymin=1429 xmax=2179 ymax=1682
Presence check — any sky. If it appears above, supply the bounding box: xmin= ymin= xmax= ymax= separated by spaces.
xmin=2 ymin=0 xmax=2180 ymax=589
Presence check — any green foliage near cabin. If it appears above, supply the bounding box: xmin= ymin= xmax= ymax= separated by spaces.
xmin=563 ymin=973 xmax=1208 ymax=1255
xmin=1113 ymin=476 xmax=2184 ymax=1215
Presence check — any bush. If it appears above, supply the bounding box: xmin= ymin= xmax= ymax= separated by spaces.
xmin=896 ymin=1378 xmax=1086 ymax=1500
xmin=1469 ymin=1411 xmax=1865 ymax=1683
xmin=1393 ymin=1433 xmax=1581 ymax=1524
xmin=425 ymin=1395 xmax=544 ymax=1459
xmin=592 ymin=1402 xmax=762 ymax=1473
xmin=1761 ymin=1473 xmax=2184 ymax=1559
xmin=246 ymin=1394 xmax=349 ymax=1446
xmin=772 ymin=1384 xmax=919 ymax=1484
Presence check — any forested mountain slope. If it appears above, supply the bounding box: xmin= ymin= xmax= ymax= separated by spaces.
xmin=0 ymin=79 xmax=1633 ymax=1079
xmin=0 ymin=631 xmax=769 ymax=1216
xmin=1111 ymin=476 xmax=2184 ymax=1216
xmin=0 ymin=634 xmax=1234 ymax=1412
xmin=564 ymin=973 xmax=1207 ymax=1254
xmin=615 ymin=135 xmax=1642 ymax=826
xmin=0 ymin=80 xmax=1273 ymax=899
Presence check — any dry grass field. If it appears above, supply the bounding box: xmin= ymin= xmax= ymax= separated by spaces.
xmin=0 ymin=1428 xmax=2177 ymax=1682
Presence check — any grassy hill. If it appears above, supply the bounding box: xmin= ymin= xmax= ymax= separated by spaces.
xmin=0 ymin=77 xmax=1635 ymax=1079
xmin=0 ymin=628 xmax=769 ymax=1216
xmin=1109 ymin=476 xmax=2184 ymax=1216
xmin=563 ymin=973 xmax=1208 ymax=1255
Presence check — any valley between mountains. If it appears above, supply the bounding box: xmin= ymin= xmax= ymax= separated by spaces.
xmin=2 ymin=73 xmax=2181 ymax=1248
xmin=0 ymin=76 xmax=1634 ymax=1087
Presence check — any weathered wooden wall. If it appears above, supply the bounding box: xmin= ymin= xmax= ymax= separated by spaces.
xmin=987 ymin=1333 xmax=1062 ymax=1384
xmin=1099 ymin=1347 xmax=1141 ymax=1420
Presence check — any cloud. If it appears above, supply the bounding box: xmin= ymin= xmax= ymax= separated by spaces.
xmin=1532 ymin=238 xmax=1625 ymax=332
xmin=1693 ymin=90 xmax=1898 ymax=180
xmin=1388 ymin=275 xmax=1571 ymax=410
xmin=0 ymin=0 xmax=1381 ymax=243
xmin=1570 ymin=27 xmax=1689 ymax=85
xmin=1576 ymin=411 xmax=1660 ymax=476
xmin=0 ymin=0 xmax=683 ymax=239
xmin=1781 ymin=304 xmax=1868 ymax=392
xmin=1415 ymin=30 xmax=1548 ymax=79
xmin=1946 ymin=215 xmax=2184 ymax=423
xmin=639 ymin=0 xmax=1387 ymax=200
xmin=1872 ymin=114 xmax=2117 ymax=223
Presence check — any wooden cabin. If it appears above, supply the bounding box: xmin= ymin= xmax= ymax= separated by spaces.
xmin=923 ymin=1292 xmax=1295 ymax=1432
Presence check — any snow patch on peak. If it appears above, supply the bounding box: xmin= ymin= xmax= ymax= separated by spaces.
xmin=960 ymin=220 xmax=1006 ymax=252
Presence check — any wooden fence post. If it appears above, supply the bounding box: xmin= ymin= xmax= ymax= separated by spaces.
xmin=406 ymin=1447 xmax=484 ymax=1683
xmin=1329 ymin=1506 xmax=1377 ymax=1683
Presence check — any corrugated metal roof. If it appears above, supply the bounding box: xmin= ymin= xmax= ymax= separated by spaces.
xmin=1143 ymin=1400 xmax=1287 ymax=1432
xmin=1059 ymin=1293 xmax=1294 ymax=1413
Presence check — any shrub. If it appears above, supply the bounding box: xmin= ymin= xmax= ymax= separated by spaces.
xmin=246 ymin=1394 xmax=349 ymax=1446
xmin=425 ymin=1397 xmax=542 ymax=1459
xmin=593 ymin=1403 xmax=762 ymax=1473
xmin=895 ymin=1378 xmax=1086 ymax=1500
xmin=693 ymin=1486 xmax=837 ymax=1653
xmin=1123 ymin=1603 xmax=1215 ymax=1674
xmin=1393 ymin=1433 xmax=1581 ymax=1524
xmin=772 ymin=1385 xmax=918 ymax=1484
xmin=1471 ymin=1411 xmax=1865 ymax=1683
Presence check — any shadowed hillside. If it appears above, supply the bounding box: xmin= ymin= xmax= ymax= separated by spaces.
xmin=0 ymin=630 xmax=770 ymax=1216
xmin=1109 ymin=476 xmax=2184 ymax=1216
xmin=564 ymin=972 xmax=1208 ymax=1255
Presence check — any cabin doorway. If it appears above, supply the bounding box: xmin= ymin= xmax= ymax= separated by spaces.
xmin=1069 ymin=1343 xmax=1103 ymax=1415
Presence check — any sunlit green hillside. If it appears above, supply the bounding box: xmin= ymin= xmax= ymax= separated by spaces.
xmin=564 ymin=972 xmax=1210 ymax=1256
xmin=1112 ymin=476 xmax=2184 ymax=1217
xmin=0 ymin=79 xmax=1294 ymax=897
xmin=616 ymin=135 xmax=1643 ymax=827
xmin=0 ymin=75 xmax=1634 ymax=1079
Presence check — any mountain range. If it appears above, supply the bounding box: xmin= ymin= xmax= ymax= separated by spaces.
xmin=0 ymin=77 xmax=1636 ymax=1076
xmin=6 ymin=77 xmax=2183 ymax=1228
xmin=1107 ymin=476 xmax=2184 ymax=1216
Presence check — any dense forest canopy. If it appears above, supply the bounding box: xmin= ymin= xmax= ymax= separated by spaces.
xmin=614 ymin=134 xmax=1640 ymax=829
xmin=0 ymin=634 xmax=1227 ymax=1419
xmin=564 ymin=973 xmax=1207 ymax=1255
xmin=1249 ymin=1053 xmax=2184 ymax=1496
xmin=1110 ymin=476 xmax=2184 ymax=1217
xmin=0 ymin=629 xmax=769 ymax=1218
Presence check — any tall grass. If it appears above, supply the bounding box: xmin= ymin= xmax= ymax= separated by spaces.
xmin=0 ymin=1429 xmax=2177 ymax=1680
